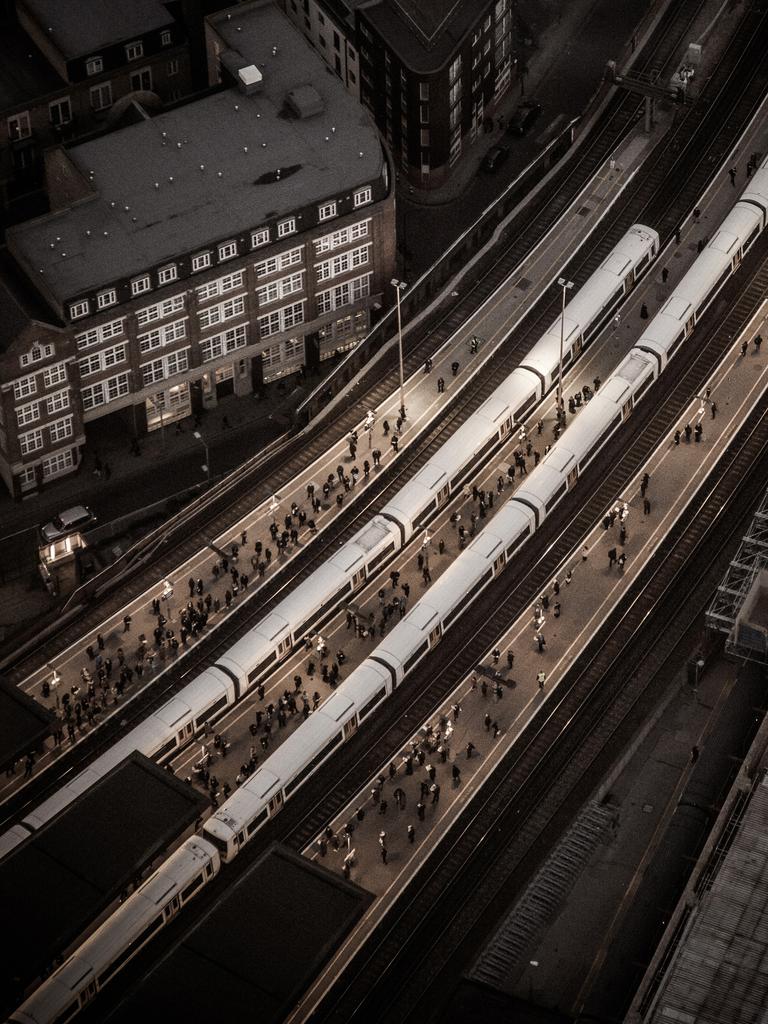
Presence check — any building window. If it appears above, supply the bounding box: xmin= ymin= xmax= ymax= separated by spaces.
xmin=138 ymin=318 xmax=187 ymax=354
xmin=254 ymin=246 xmax=303 ymax=278
xmin=161 ymin=29 xmax=172 ymax=46
xmin=196 ymin=269 xmax=246 ymax=303
xmin=126 ymin=41 xmax=144 ymax=61
xmin=318 ymin=201 xmax=337 ymax=222
xmin=136 ymin=294 xmax=185 ymax=326
xmin=130 ymin=68 xmax=152 ymax=91
xmin=277 ymin=218 xmax=297 ymax=238
xmin=49 ymin=97 xmax=72 ymax=126
xmin=191 ymin=252 xmax=211 ymax=272
xmin=141 ymin=348 xmax=189 ymax=387
xmin=19 ymin=343 xmax=54 ymax=368
xmin=49 ymin=417 xmax=74 ymax=444
xmin=16 ymin=402 xmax=40 ymax=427
xmin=314 ymin=219 xmax=370 ymax=255
xmin=251 ymin=228 xmax=270 ymax=248
xmin=7 ymin=111 xmax=31 ymax=141
xmin=200 ymin=324 xmax=248 ymax=362
xmin=90 ymin=81 xmax=113 ymax=110
xmin=69 ymin=299 xmax=90 ymax=320
xmin=47 ymin=389 xmax=70 ymax=415
xmin=86 ymin=56 xmax=103 ymax=75
xmin=132 ymin=276 xmax=151 ymax=297
xmin=257 ymin=271 xmax=304 ymax=306
xmin=333 ymin=31 xmax=340 ymax=50
xmin=316 ymin=273 xmax=371 ymax=315
xmin=167 ymin=59 xmax=179 ymax=76
xmin=419 ymin=82 xmax=430 ymax=100
xmin=353 ymin=186 xmax=373 ymax=208
xmin=316 ymin=244 xmax=370 ymax=283
xmin=19 ymin=465 xmax=37 ymax=489
xmin=81 ymin=372 xmax=130 ymax=410
xmin=43 ymin=363 xmax=68 ymax=389
xmin=13 ymin=376 xmax=37 ymax=401
xmin=158 ymin=264 xmax=178 ymax=285
xmin=218 ymin=240 xmax=238 ymax=261
xmin=258 ymin=300 xmax=305 ymax=339
xmin=198 ymin=296 xmax=246 ymax=331
xmin=75 ymin=317 xmax=124 ymax=348
xmin=97 ymin=289 xmax=117 ymax=310
xmin=42 ymin=449 xmax=75 ymax=479
xmin=19 ymin=429 xmax=44 ymax=456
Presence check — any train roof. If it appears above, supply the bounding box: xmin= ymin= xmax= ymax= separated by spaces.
xmin=0 ymin=752 xmax=206 ymax=1011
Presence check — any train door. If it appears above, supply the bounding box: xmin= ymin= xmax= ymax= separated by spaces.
xmin=493 ymin=554 xmax=505 ymax=576
xmin=269 ymin=792 xmax=284 ymax=816
xmin=437 ymin=483 xmax=450 ymax=506
xmin=277 ymin=637 xmax=291 ymax=658
xmin=429 ymin=624 xmax=442 ymax=648
xmin=624 ymin=271 xmax=634 ymax=293
xmin=352 ymin=568 xmax=365 ymax=589
xmin=732 ymin=250 xmax=742 ymax=271
xmin=344 ymin=718 xmax=358 ymax=740
xmin=499 ymin=416 xmax=513 ymax=439
xmin=177 ymin=722 xmax=193 ymax=746
xmin=163 ymin=896 xmax=180 ymax=920
xmin=622 ymin=398 xmax=633 ymax=420
xmin=79 ymin=982 xmax=98 ymax=1007
xmin=572 ymin=337 xmax=583 ymax=359
xmin=567 ymin=468 xmax=578 ymax=489
xmin=685 ymin=314 xmax=695 ymax=336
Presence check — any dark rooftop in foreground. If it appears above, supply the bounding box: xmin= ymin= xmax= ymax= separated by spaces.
xmin=8 ymin=1 xmax=384 ymax=305
xmin=0 ymin=675 xmax=54 ymax=774
xmin=0 ymin=16 xmax=63 ymax=109
xmin=108 ymin=843 xmax=372 ymax=1023
xmin=0 ymin=752 xmax=206 ymax=1012
xmin=20 ymin=0 xmax=176 ymax=60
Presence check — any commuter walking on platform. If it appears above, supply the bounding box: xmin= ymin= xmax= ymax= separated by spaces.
xmin=451 ymin=360 xmax=460 ymax=376
xmin=662 ymin=266 xmax=669 ymax=284
xmin=536 ymin=633 xmax=546 ymax=653
xmin=741 ymin=339 xmax=749 ymax=357
xmin=755 ymin=334 xmax=762 ymax=352
xmin=729 ymin=166 xmax=736 ymax=186
xmin=437 ymin=376 xmax=445 ymax=393
xmin=407 ymin=824 xmax=415 ymax=844
xmin=711 ymin=401 xmax=717 ymax=419
xmin=640 ymin=303 xmax=648 ymax=320
xmin=537 ymin=670 xmax=546 ymax=690
xmin=618 ymin=552 xmax=627 ymax=572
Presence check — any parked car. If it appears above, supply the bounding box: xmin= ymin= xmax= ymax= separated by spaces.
xmin=507 ymin=100 xmax=542 ymax=136
xmin=41 ymin=505 xmax=97 ymax=542
xmin=481 ymin=144 xmax=510 ymax=172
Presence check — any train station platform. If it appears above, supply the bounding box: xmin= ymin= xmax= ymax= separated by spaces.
xmin=286 ymin=240 xmax=768 ymax=1019
xmin=0 ymin=752 xmax=206 ymax=1015
xmin=106 ymin=844 xmax=372 ymax=1024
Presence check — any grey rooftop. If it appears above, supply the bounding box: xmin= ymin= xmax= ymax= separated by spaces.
xmin=9 ymin=2 xmax=384 ymax=305
xmin=20 ymin=0 xmax=175 ymax=59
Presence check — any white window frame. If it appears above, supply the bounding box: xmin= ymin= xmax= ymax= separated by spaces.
xmin=158 ymin=264 xmax=178 ymax=285
xmin=353 ymin=186 xmax=373 ymax=208
xmin=200 ymin=324 xmax=248 ymax=363
xmin=136 ymin=294 xmax=185 ymax=327
xmin=7 ymin=111 xmax=31 ymax=141
xmin=47 ymin=389 xmax=70 ymax=415
xmin=49 ymin=96 xmax=72 ymax=127
xmin=43 ymin=363 xmax=68 ymax=389
xmin=196 ymin=269 xmax=246 ymax=303
xmin=192 ymin=252 xmax=211 ymax=272
xmin=20 ymin=343 xmax=54 ymax=368
xmin=42 ymin=448 xmax=75 ymax=479
xmin=258 ymin=300 xmax=305 ymax=339
xmin=97 ymin=289 xmax=117 ymax=310
xmin=314 ymin=219 xmax=370 ymax=255
xmin=277 ymin=218 xmax=297 ymax=238
xmin=49 ymin=416 xmax=74 ymax=444
xmin=254 ymin=246 xmax=303 ymax=279
xmin=167 ymin=58 xmax=179 ymax=76
xmin=126 ymin=41 xmax=144 ymax=61
xmin=131 ymin=276 xmax=151 ymax=297
xmin=16 ymin=401 xmax=40 ymax=427
xmin=218 ymin=240 xmax=238 ymax=261
xmin=69 ymin=299 xmax=90 ymax=320
xmin=90 ymin=81 xmax=113 ymax=111
xmin=251 ymin=228 xmax=270 ymax=248
xmin=198 ymin=295 xmax=246 ymax=331
xmin=161 ymin=29 xmax=172 ymax=46
xmin=13 ymin=376 xmax=37 ymax=401
xmin=138 ymin=318 xmax=187 ymax=354
xmin=317 ymin=272 xmax=371 ymax=314
xmin=86 ymin=56 xmax=103 ymax=75
xmin=257 ymin=271 xmax=304 ymax=306
xmin=19 ymin=428 xmax=44 ymax=456
xmin=318 ymin=201 xmax=337 ymax=222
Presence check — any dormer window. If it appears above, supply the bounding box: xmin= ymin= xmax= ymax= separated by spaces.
xmin=86 ymin=56 xmax=103 ymax=76
xmin=125 ymin=41 xmax=144 ymax=61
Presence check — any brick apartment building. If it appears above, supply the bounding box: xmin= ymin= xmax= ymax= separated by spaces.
xmin=0 ymin=0 xmax=194 ymax=227
xmin=0 ymin=0 xmax=395 ymax=499
xmin=282 ymin=0 xmax=517 ymax=188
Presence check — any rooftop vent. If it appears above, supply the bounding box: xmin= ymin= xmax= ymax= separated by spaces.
xmin=238 ymin=64 xmax=263 ymax=94
xmin=286 ymin=85 xmax=324 ymax=119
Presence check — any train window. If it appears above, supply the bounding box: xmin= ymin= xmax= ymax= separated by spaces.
xmin=367 ymin=540 xmax=395 ymax=573
xmin=499 ymin=416 xmax=512 ymax=438
xmin=623 ymin=271 xmax=633 ymax=292
xmin=181 ymin=873 xmax=204 ymax=903
xmin=285 ymin=733 xmax=343 ymax=796
xmin=269 ymin=793 xmax=284 ymax=814
xmin=246 ymin=809 xmax=268 ymax=836
xmin=247 ymin=650 xmax=277 ymax=684
xmin=196 ymin=694 xmax=228 ymax=730
xmin=357 ymin=686 xmax=386 ymax=721
xmin=50 ymin=1001 xmax=78 ymax=1024
xmin=545 ymin=482 xmax=567 ymax=512
xmin=237 ymin=831 xmax=245 ymax=845
xmin=404 ymin=640 xmax=429 ymax=674
xmin=177 ymin=729 xmax=185 ymax=743
xmin=154 ymin=736 xmax=178 ymax=761
xmin=572 ymin=337 xmax=583 ymax=357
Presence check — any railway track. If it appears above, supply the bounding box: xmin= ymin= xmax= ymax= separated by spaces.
xmin=311 ymin=306 xmax=768 ymax=1024
xmin=8 ymin=0 xmax=709 ymax=680
xmin=6 ymin=0 xmax=766 ymax=830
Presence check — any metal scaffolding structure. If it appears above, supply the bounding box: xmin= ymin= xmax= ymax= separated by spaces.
xmin=706 ymin=485 xmax=768 ymax=662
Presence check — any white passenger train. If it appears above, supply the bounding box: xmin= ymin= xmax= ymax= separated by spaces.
xmin=12 ymin=162 xmax=768 ymax=1024
xmin=0 ymin=224 xmax=659 ymax=864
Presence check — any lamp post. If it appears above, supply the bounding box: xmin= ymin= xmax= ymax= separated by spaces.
xmin=161 ymin=578 xmax=174 ymax=620
xmin=151 ymin=393 xmax=166 ymax=452
xmin=364 ymin=410 xmax=375 ymax=449
xmin=46 ymin=663 xmax=61 ymax=708
xmin=268 ymin=494 xmax=280 ymax=524
xmin=193 ymin=430 xmax=210 ymax=486
xmin=421 ymin=530 xmax=432 ymax=568
xmin=391 ymin=279 xmax=407 ymax=421
xmin=557 ymin=278 xmax=574 ymax=425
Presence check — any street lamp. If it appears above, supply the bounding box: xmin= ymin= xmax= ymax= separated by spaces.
xmin=364 ymin=409 xmax=375 ymax=449
xmin=557 ymin=278 xmax=574 ymax=425
xmin=161 ymin=578 xmax=174 ymax=620
xmin=421 ymin=530 xmax=432 ymax=568
xmin=46 ymin=663 xmax=61 ymax=707
xmin=391 ymin=279 xmax=408 ymax=421
xmin=151 ymin=393 xmax=166 ymax=452
xmin=268 ymin=494 xmax=280 ymax=523
xmin=193 ymin=430 xmax=210 ymax=486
